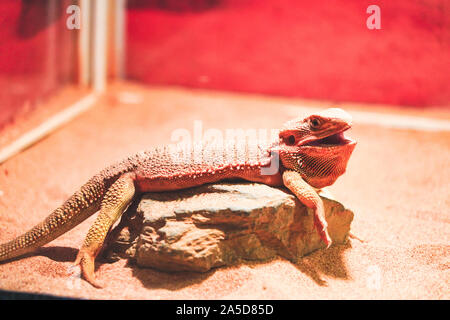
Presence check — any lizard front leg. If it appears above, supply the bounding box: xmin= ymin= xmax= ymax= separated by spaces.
xmin=282 ymin=170 xmax=332 ymax=247
xmin=74 ymin=174 xmax=136 ymax=288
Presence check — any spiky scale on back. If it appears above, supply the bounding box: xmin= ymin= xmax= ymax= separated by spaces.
xmin=132 ymin=139 xmax=276 ymax=191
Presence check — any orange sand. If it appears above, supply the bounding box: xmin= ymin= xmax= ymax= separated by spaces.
xmin=0 ymin=82 xmax=448 ymax=299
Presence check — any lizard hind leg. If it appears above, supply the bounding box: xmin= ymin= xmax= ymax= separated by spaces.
xmin=74 ymin=174 xmax=136 ymax=288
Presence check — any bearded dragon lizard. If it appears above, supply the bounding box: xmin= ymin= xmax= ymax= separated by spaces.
xmin=0 ymin=108 xmax=356 ymax=288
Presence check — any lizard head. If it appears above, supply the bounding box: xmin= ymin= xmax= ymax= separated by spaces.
xmin=277 ymin=108 xmax=356 ymax=188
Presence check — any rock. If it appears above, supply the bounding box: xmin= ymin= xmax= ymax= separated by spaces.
xmin=106 ymin=183 xmax=354 ymax=272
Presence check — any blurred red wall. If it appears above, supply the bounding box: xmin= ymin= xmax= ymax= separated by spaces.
xmin=0 ymin=0 xmax=75 ymax=130
xmin=126 ymin=0 xmax=450 ymax=108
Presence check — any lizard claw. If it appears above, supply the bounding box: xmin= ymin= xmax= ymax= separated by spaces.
xmin=349 ymin=232 xmax=365 ymax=243
xmin=313 ymin=215 xmax=332 ymax=248
xmin=319 ymin=228 xmax=332 ymax=248
xmin=74 ymin=249 xmax=103 ymax=288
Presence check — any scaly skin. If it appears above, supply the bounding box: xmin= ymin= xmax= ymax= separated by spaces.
xmin=0 ymin=108 xmax=356 ymax=288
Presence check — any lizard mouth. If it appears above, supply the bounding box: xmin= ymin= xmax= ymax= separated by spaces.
xmin=303 ymin=128 xmax=355 ymax=148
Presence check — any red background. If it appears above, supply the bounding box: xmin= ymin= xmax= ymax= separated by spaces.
xmin=0 ymin=0 xmax=75 ymax=129
xmin=126 ymin=0 xmax=450 ymax=108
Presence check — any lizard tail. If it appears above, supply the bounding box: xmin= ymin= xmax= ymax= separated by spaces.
xmin=0 ymin=175 xmax=107 ymax=262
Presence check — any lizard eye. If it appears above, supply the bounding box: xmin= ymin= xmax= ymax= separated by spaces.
xmin=286 ymin=135 xmax=296 ymax=145
xmin=309 ymin=118 xmax=321 ymax=129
